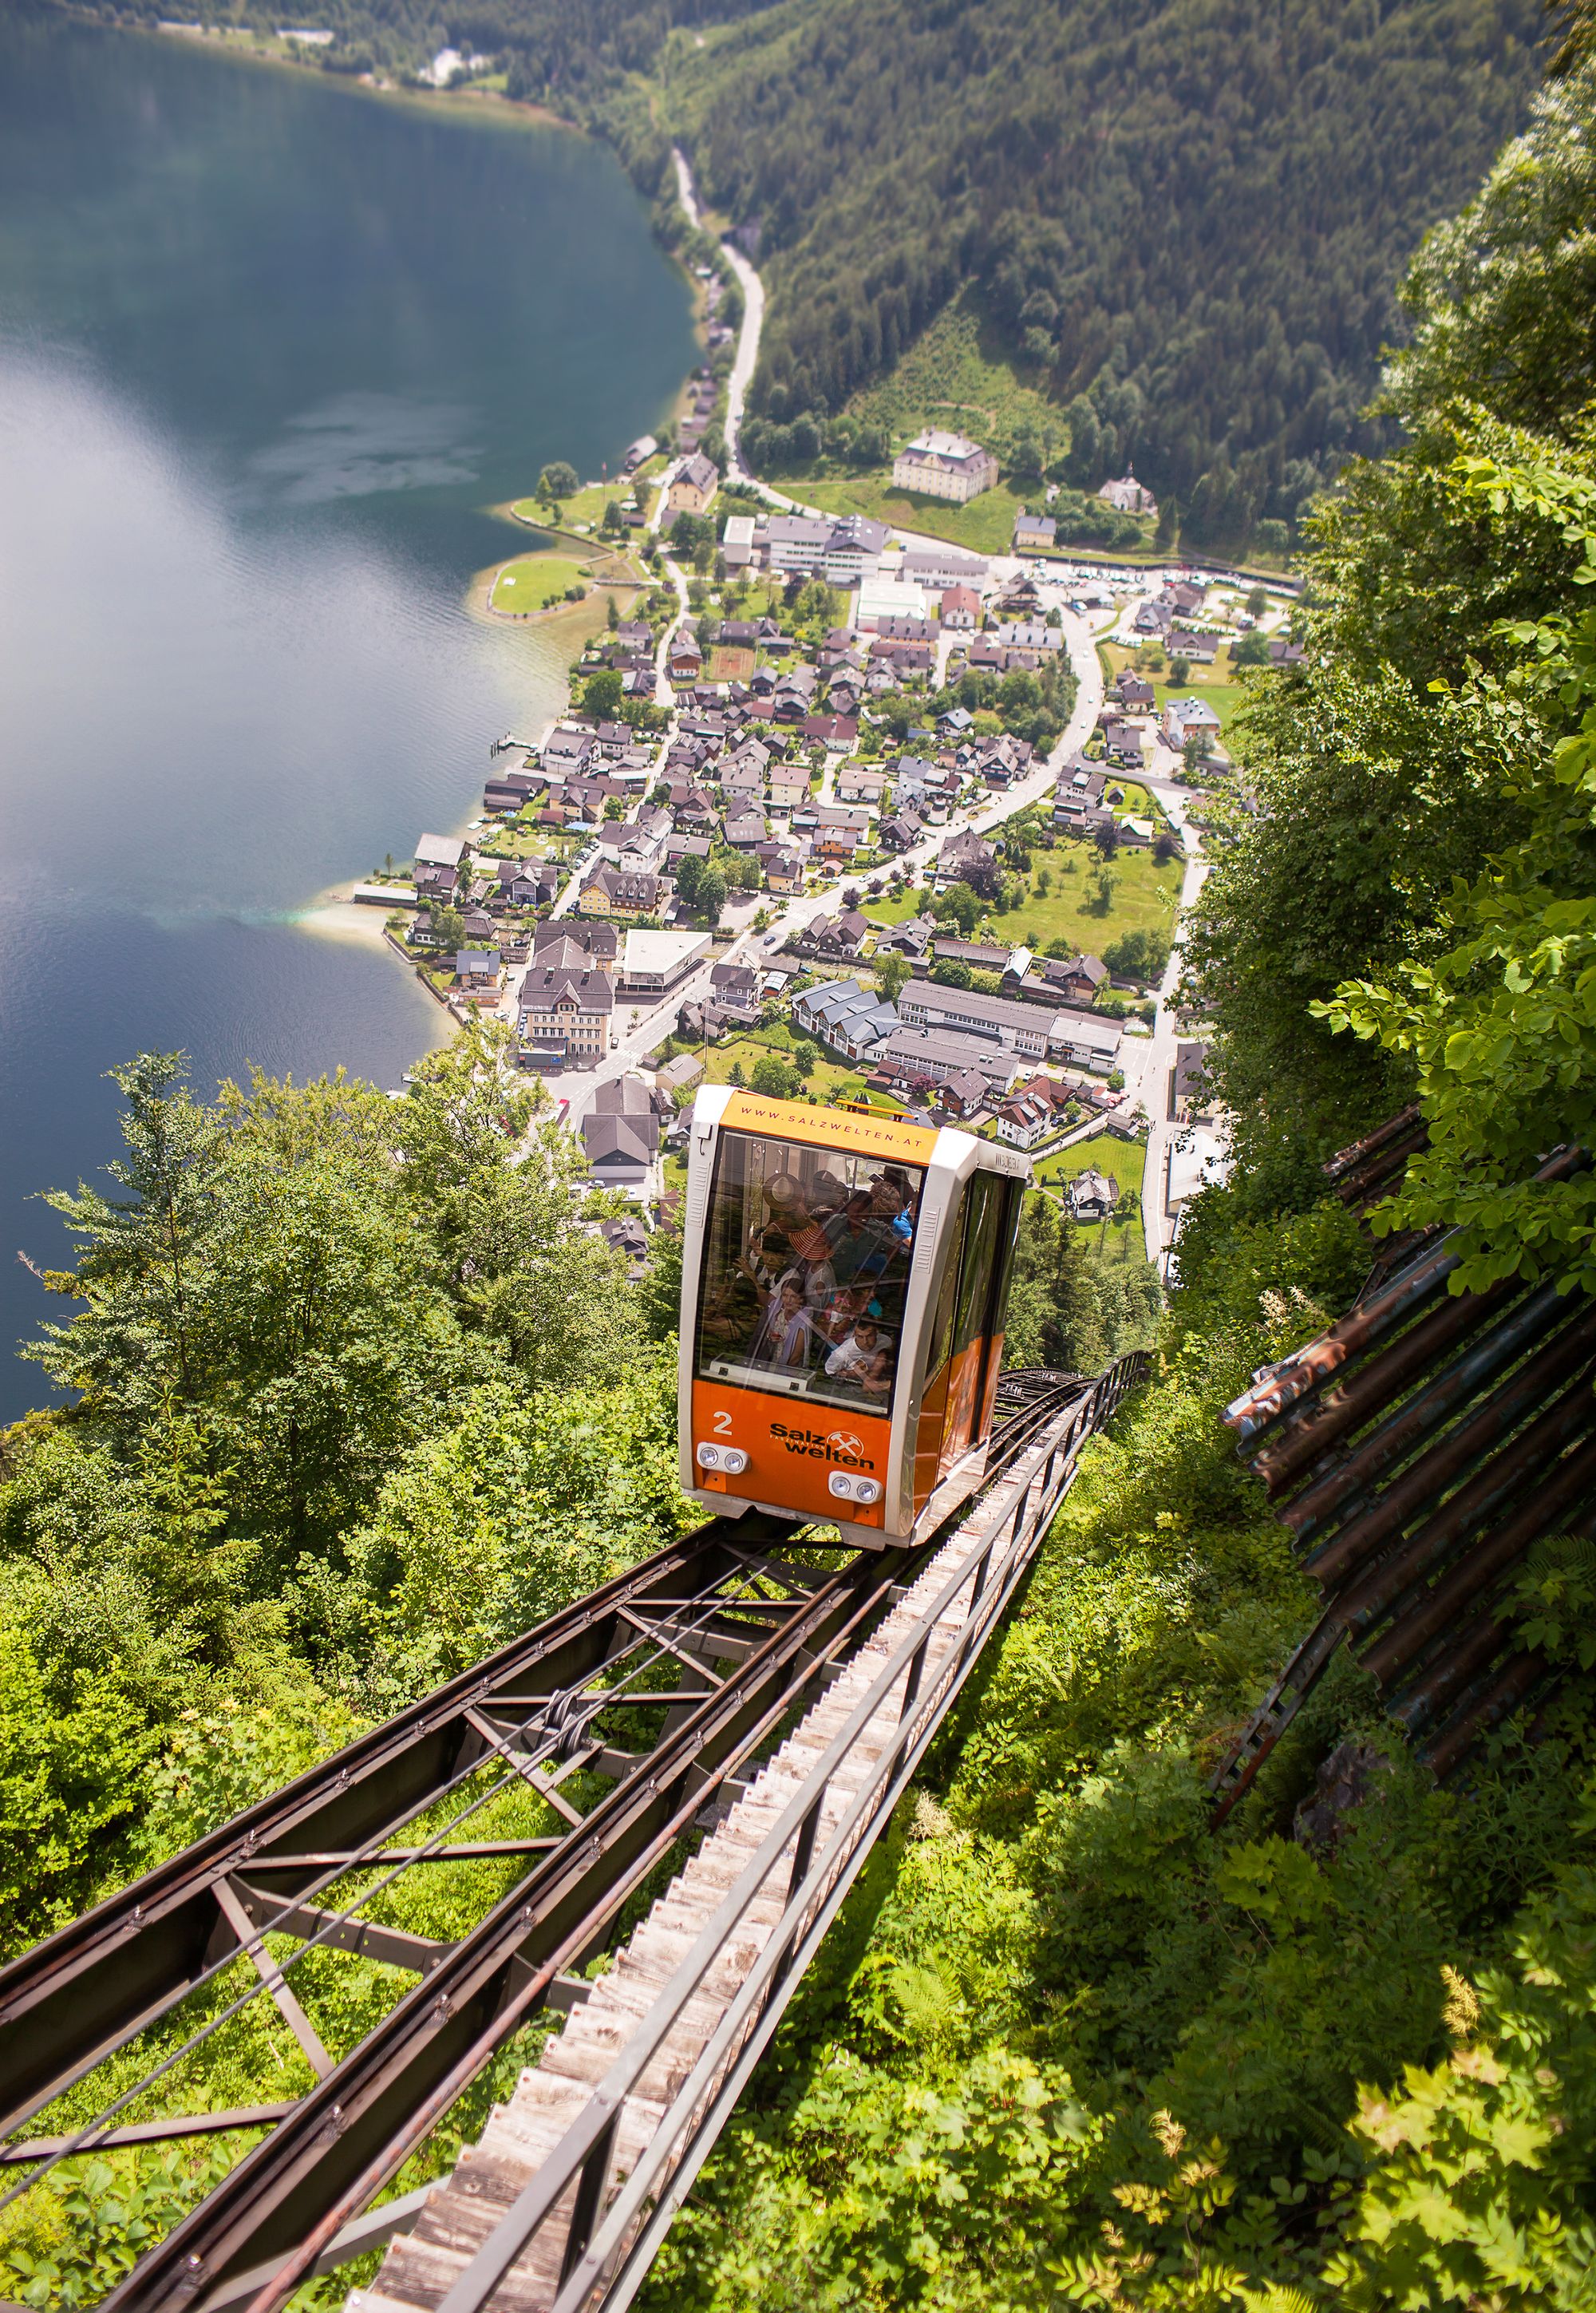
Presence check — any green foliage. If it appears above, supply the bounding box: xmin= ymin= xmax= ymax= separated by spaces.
xmin=1325 ymin=1866 xmax=1596 ymax=2311
xmin=538 ymin=458 xmax=579 ymax=506
xmin=1104 ymin=927 xmax=1169 ymax=983
xmin=1183 ymin=65 xmax=1596 ymax=1199
xmin=749 ymin=1054 xmax=800 ymax=1099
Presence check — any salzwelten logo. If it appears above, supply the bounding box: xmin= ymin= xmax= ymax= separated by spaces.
xmin=769 ymin=1421 xmax=875 ymax=1470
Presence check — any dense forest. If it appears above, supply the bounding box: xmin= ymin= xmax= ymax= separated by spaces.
xmin=62 ymin=0 xmax=1551 ymax=552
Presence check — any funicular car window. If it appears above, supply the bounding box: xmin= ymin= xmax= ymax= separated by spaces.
xmin=695 ymin=1130 xmax=925 ymax=1417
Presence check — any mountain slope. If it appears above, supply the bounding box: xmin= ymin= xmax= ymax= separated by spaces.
xmin=659 ymin=0 xmax=1545 ymax=548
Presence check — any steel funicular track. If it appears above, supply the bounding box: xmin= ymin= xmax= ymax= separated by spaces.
xmin=0 ymin=1362 xmax=1144 ymax=2313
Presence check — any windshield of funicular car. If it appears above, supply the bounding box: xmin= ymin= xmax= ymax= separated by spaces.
xmin=694 ymin=1130 xmax=926 ymax=1416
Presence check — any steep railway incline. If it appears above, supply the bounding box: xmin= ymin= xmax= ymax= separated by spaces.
xmin=0 ymin=1358 xmax=1147 ymax=2313
xmin=354 ymin=1364 xmax=1141 ymax=2313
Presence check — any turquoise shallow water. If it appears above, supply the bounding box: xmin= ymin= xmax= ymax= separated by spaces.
xmin=0 ymin=18 xmax=693 ymax=1417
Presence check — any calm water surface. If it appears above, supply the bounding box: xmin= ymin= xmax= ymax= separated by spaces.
xmin=0 ymin=18 xmax=694 ymax=1415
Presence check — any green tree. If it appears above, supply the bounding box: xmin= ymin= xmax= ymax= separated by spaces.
xmin=749 ymin=1055 xmax=800 ymax=1099
xmin=583 ymin=666 xmax=625 ymax=718
xmin=875 ymin=952 xmax=911 ymax=1005
xmin=538 ymin=459 xmax=579 ymax=512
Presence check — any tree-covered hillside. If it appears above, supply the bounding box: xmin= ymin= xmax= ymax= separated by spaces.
xmin=660 ymin=0 xmax=1544 ymax=548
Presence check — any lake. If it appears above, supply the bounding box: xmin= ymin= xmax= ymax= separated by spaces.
xmin=0 ymin=16 xmax=694 ymax=1419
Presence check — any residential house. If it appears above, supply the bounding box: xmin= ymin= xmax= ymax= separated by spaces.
xmin=938 ymin=826 xmax=1000 ymax=896
xmin=1269 ymin=637 xmax=1306 ymax=668
xmin=1132 ymin=599 xmax=1173 ymax=636
xmin=879 ymin=809 xmax=924 ymax=852
xmin=541 ymin=726 xmax=595 ymax=780
xmin=1054 ymin=759 xmax=1108 ymax=830
xmin=1012 ymin=511 xmax=1057 ymax=552
xmin=516 ymin=963 xmax=615 ymax=1069
xmin=722 ymin=809 xmax=768 ymax=850
xmin=836 ymin=766 xmax=885 ymax=807
xmin=668 ymin=633 xmax=704 ymax=686
xmin=450 ymin=948 xmax=502 ymax=990
xmin=666 ymin=452 xmax=718 ymax=519
xmin=993 ymin=1086 xmax=1056 ymax=1149
xmin=582 ymin=1113 xmax=656 ymax=1188
xmin=796 ymin=908 xmax=870 ymax=959
xmin=1069 ymin=1166 xmax=1120 ymax=1221
xmin=764 ymin=848 xmax=804 ymax=894
xmin=1103 ymin=719 xmax=1148 ymax=768
xmin=1162 ymin=696 xmax=1222 ymax=751
xmin=1167 ymin=627 xmax=1219 ymax=666
xmin=1114 ymin=673 xmax=1156 ymax=711
xmin=801 ymin=714 xmax=858 ymax=751
xmin=767 ymin=769 xmax=808 ymax=813
xmin=771 ymin=668 xmax=817 ymax=722
xmin=666 ymin=832 xmax=712 ymax=873
xmin=874 ymin=913 xmax=935 ymax=960
xmin=654 ymin=1051 xmax=704 ymax=1100
xmin=1031 ymin=951 xmax=1107 ymax=1008
xmin=579 ymin=864 xmax=664 ymax=919
xmin=533 ymin=918 xmax=618 ymax=968
xmin=812 ymin=803 xmax=871 ymax=857
xmin=709 ymin=962 xmax=761 ymax=1020
xmin=939 ymin=585 xmax=980 ymax=630
xmin=891 ymin=429 xmax=999 ymax=503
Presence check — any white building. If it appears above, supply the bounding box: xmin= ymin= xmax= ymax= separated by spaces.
xmin=855 ymin=575 xmax=930 ymax=631
xmin=901 ymin=544 xmax=989 ymax=591
xmin=618 ymin=927 xmax=713 ymax=996
xmin=764 ymin=514 xmax=834 ymax=575
xmin=891 ymin=429 xmax=1000 ymax=504
xmin=721 ymin=513 xmax=757 ymax=570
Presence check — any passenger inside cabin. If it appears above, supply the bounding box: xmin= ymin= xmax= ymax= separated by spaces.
xmin=746 ymin=1275 xmax=815 ymax=1370
xmin=824 ymin=1315 xmax=882 ymax=1382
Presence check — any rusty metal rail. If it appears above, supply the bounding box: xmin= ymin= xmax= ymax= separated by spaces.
xmin=0 ymin=1366 xmax=1128 ymax=2313
xmin=1209 ymin=1139 xmax=1594 ymax=1825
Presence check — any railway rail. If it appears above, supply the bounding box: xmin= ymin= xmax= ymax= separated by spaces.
xmin=0 ymin=1357 xmax=1146 ymax=2313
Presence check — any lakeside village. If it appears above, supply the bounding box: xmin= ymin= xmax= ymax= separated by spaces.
xmin=358 ymin=425 xmax=1293 ymax=1240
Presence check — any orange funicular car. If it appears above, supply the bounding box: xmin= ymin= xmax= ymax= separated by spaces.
xmin=678 ymin=1087 xmax=1032 ymax=1545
